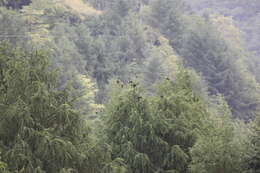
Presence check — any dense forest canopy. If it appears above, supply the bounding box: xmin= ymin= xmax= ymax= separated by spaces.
xmin=0 ymin=0 xmax=259 ymax=172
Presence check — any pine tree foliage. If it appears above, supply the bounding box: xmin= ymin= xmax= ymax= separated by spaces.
xmin=0 ymin=44 xmax=101 ymax=172
xmin=104 ymin=83 xmax=155 ymax=172
xmin=0 ymin=155 xmax=10 ymax=173
xmin=0 ymin=8 xmax=28 ymax=47
xmin=152 ymin=70 xmax=208 ymax=172
xmin=5 ymin=0 xmax=102 ymax=117
xmin=104 ymin=70 xmax=209 ymax=172
xmin=245 ymin=115 xmax=260 ymax=173
xmin=79 ymin=4 xmax=178 ymax=102
xmin=148 ymin=0 xmax=260 ymax=120
xmin=0 ymin=0 xmax=259 ymax=172
xmin=189 ymin=96 xmax=249 ymax=173
xmin=102 ymin=158 xmax=130 ymax=173
xmin=149 ymin=0 xmax=186 ymax=48
xmin=139 ymin=33 xmax=179 ymax=91
xmin=179 ymin=17 xmax=260 ymax=120
xmin=86 ymin=0 xmax=142 ymax=11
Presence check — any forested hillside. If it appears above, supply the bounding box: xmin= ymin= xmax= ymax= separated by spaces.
xmin=0 ymin=0 xmax=259 ymax=172
xmin=185 ymin=0 xmax=260 ymax=83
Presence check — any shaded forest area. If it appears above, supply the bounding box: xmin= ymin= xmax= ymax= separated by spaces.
xmin=0 ymin=0 xmax=259 ymax=172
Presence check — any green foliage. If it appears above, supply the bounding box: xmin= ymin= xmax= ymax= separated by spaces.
xmin=86 ymin=0 xmax=111 ymax=10
xmin=0 ymin=8 xmax=28 ymax=47
xmin=148 ymin=0 xmax=260 ymax=120
xmin=189 ymin=96 xmax=250 ymax=173
xmin=104 ymin=82 xmax=155 ymax=172
xmin=0 ymin=157 xmax=11 ymax=173
xmin=244 ymin=115 xmax=260 ymax=173
xmin=149 ymin=0 xmax=186 ymax=48
xmin=0 ymin=0 xmax=259 ymax=172
xmin=102 ymin=158 xmax=130 ymax=173
xmin=79 ymin=7 xmax=177 ymax=102
xmin=181 ymin=17 xmax=260 ymax=120
xmin=185 ymin=0 xmax=260 ymax=84
xmin=152 ymin=70 xmax=208 ymax=172
xmin=14 ymin=0 xmax=101 ymax=116
xmin=104 ymin=70 xmax=209 ymax=172
xmin=0 ymin=44 xmax=102 ymax=172
xmin=87 ymin=0 xmax=141 ymax=11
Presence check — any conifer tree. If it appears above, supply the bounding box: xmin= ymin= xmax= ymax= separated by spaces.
xmin=149 ymin=0 xmax=260 ymax=120
xmin=0 ymin=8 xmax=28 ymax=47
xmin=179 ymin=17 xmax=260 ymax=120
xmin=152 ymin=70 xmax=208 ymax=172
xmin=0 ymin=156 xmax=10 ymax=173
xmin=104 ymin=82 xmax=156 ymax=172
xmin=189 ymin=96 xmax=249 ymax=173
xmin=149 ymin=0 xmax=186 ymax=49
xmin=0 ymin=44 xmax=102 ymax=173
xmin=104 ymin=70 xmax=208 ymax=172
xmin=245 ymin=115 xmax=260 ymax=173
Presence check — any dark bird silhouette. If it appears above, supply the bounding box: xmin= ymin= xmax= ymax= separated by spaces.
xmin=160 ymin=95 xmax=164 ymax=98
xmin=166 ymin=77 xmax=170 ymax=81
xmin=154 ymin=39 xmax=161 ymax=46
xmin=137 ymin=96 xmax=142 ymax=100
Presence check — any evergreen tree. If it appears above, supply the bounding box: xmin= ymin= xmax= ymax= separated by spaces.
xmin=245 ymin=115 xmax=260 ymax=173
xmin=149 ymin=0 xmax=186 ymax=48
xmin=189 ymin=96 xmax=249 ymax=173
xmin=0 ymin=156 xmax=11 ymax=173
xmin=0 ymin=7 xmax=28 ymax=47
xmin=78 ymin=9 xmax=147 ymax=102
xmin=104 ymin=82 xmax=156 ymax=172
xmin=149 ymin=0 xmax=260 ymax=120
xmin=0 ymin=44 xmax=101 ymax=172
xmin=152 ymin=70 xmax=207 ymax=172
xmin=104 ymin=70 xmax=208 ymax=172
xmin=179 ymin=17 xmax=260 ymax=120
